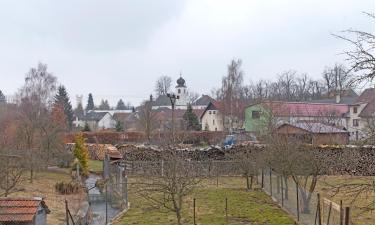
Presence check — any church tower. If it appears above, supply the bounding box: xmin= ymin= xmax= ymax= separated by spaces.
xmin=175 ymin=75 xmax=187 ymax=106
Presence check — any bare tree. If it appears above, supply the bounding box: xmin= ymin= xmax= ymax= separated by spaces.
xmin=220 ymin=59 xmax=245 ymax=131
xmin=16 ymin=62 xmax=58 ymax=182
xmin=133 ymin=148 xmax=202 ymax=225
xmin=322 ymin=63 xmax=353 ymax=95
xmin=155 ymin=75 xmax=172 ymax=96
xmin=137 ymin=101 xmax=157 ymax=142
xmin=0 ymin=154 xmax=25 ymax=197
xmin=334 ymin=12 xmax=375 ymax=84
xmin=187 ymin=90 xmax=199 ymax=104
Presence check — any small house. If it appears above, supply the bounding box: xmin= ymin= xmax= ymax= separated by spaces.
xmin=276 ymin=122 xmax=349 ymax=145
xmin=0 ymin=197 xmax=50 ymax=225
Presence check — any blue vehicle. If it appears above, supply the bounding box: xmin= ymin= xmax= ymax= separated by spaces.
xmin=223 ymin=135 xmax=236 ymax=149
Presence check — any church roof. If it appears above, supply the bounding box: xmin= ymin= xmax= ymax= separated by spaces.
xmin=176 ymin=76 xmax=186 ymax=88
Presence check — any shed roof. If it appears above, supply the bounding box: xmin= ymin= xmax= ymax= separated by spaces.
xmin=0 ymin=197 xmax=49 ymax=222
xmin=278 ymin=122 xmax=348 ymax=134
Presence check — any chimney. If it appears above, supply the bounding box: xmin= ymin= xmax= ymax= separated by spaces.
xmin=336 ymin=94 xmax=341 ymax=104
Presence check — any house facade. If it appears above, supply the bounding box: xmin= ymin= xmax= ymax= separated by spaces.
xmin=276 ymin=122 xmax=349 ymax=145
xmin=245 ymin=101 xmax=349 ymax=135
xmin=73 ymin=111 xmax=116 ymax=131
xmin=200 ymin=102 xmax=224 ymax=131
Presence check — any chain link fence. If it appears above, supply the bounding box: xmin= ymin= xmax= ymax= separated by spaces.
xmin=259 ymin=167 xmax=349 ymax=225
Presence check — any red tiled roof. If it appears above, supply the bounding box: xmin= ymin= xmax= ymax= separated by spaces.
xmin=262 ymin=101 xmax=349 ymax=117
xmin=0 ymin=198 xmax=45 ymax=222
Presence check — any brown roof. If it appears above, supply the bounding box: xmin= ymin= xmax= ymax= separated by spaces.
xmin=355 ymin=88 xmax=375 ymax=104
xmin=0 ymin=198 xmax=48 ymax=222
xmin=113 ymin=112 xmax=131 ymax=122
xmin=359 ymin=99 xmax=375 ymax=117
xmin=155 ymin=108 xmax=204 ymax=121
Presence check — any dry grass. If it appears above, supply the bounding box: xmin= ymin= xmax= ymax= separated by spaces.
xmin=317 ymin=176 xmax=375 ymax=225
xmin=9 ymin=170 xmax=86 ymax=225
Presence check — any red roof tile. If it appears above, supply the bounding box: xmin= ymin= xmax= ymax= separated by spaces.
xmin=262 ymin=101 xmax=349 ymax=117
xmin=0 ymin=198 xmax=46 ymax=222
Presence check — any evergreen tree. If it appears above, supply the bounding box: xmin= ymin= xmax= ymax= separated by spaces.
xmin=54 ymin=85 xmax=74 ymax=129
xmin=86 ymin=93 xmax=95 ymax=110
xmin=73 ymin=133 xmax=89 ymax=176
xmin=116 ymin=99 xmax=126 ymax=110
xmin=75 ymin=102 xmax=84 ymax=116
xmin=82 ymin=122 xmax=91 ymax=132
xmin=98 ymin=99 xmax=110 ymax=110
xmin=115 ymin=121 xmax=124 ymax=131
xmin=0 ymin=90 xmax=5 ymax=103
xmin=183 ymin=104 xmax=201 ymax=131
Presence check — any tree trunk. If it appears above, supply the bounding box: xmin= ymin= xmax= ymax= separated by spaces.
xmin=284 ymin=176 xmax=289 ymax=200
xmin=250 ymin=176 xmax=253 ymax=189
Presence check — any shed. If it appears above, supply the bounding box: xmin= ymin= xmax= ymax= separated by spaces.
xmin=0 ymin=197 xmax=50 ymax=225
xmin=276 ymin=122 xmax=349 ymax=145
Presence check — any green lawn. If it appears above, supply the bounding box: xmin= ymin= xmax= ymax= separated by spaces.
xmin=117 ymin=177 xmax=295 ymax=225
xmin=88 ymin=159 xmax=103 ymax=173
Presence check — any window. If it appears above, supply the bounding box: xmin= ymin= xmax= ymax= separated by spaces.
xmin=209 ymin=111 xmax=212 ymax=115
xmin=178 ymin=89 xmax=181 ymax=94
xmin=213 ymin=119 xmax=215 ymax=125
xmin=353 ymin=107 xmax=358 ymax=113
xmin=213 ymin=111 xmax=216 ymax=114
xmin=252 ymin=111 xmax=260 ymax=119
xmin=353 ymin=119 xmax=359 ymax=127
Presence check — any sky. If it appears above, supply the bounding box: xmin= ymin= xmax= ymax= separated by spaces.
xmin=0 ymin=0 xmax=374 ymax=107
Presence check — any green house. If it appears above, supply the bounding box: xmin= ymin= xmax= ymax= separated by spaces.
xmin=244 ymin=102 xmax=280 ymax=134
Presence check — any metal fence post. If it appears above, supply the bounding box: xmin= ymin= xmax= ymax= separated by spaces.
xmin=225 ymin=197 xmax=228 ymax=225
xmin=296 ymin=181 xmax=300 ymax=221
xmin=340 ymin=200 xmax=343 ymax=225
xmin=344 ymin=207 xmax=350 ymax=225
xmin=261 ymin=169 xmax=264 ymax=188
xmin=327 ymin=202 xmax=332 ymax=225
xmin=281 ymin=175 xmax=284 ymax=207
xmin=270 ymin=168 xmax=272 ymax=196
xmin=65 ymin=200 xmax=69 ymax=225
xmin=193 ymin=198 xmax=196 ymax=225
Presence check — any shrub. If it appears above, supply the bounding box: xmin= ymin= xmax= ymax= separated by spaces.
xmin=55 ymin=181 xmax=81 ymax=194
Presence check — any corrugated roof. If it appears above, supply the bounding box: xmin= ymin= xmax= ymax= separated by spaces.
xmin=279 ymin=122 xmax=348 ymax=134
xmin=0 ymin=198 xmax=47 ymax=222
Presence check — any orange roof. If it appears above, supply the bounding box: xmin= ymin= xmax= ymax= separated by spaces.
xmin=0 ymin=198 xmax=48 ymax=222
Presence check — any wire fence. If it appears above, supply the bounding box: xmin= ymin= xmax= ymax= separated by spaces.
xmin=259 ymin=167 xmax=350 ymax=225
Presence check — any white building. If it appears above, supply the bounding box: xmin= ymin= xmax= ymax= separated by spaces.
xmin=73 ymin=111 xmax=116 ymax=131
xmin=151 ymin=76 xmax=213 ymax=110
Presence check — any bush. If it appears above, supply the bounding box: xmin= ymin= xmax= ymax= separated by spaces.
xmin=55 ymin=181 xmax=81 ymax=194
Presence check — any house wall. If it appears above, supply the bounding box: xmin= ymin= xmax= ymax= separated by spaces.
xmin=312 ymin=133 xmax=349 ymax=145
xmin=98 ymin=113 xmax=116 ymax=129
xmin=201 ymin=110 xmax=224 ymax=131
xmin=245 ymin=104 xmax=347 ymax=134
xmin=277 ymin=124 xmax=349 ymax=145
xmin=34 ymin=205 xmax=47 ymax=225
xmin=347 ymin=103 xmax=368 ymax=141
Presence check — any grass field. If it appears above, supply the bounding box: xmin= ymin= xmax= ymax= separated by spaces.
xmin=116 ymin=177 xmax=295 ymax=225
xmin=9 ymin=170 xmax=85 ymax=225
xmin=316 ymin=176 xmax=375 ymax=225
xmin=88 ymin=159 xmax=103 ymax=173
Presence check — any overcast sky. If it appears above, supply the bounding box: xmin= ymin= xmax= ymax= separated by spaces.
xmin=1 ymin=0 xmax=374 ymax=106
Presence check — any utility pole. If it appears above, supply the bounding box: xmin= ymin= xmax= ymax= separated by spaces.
xmin=167 ymin=93 xmax=179 ymax=143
